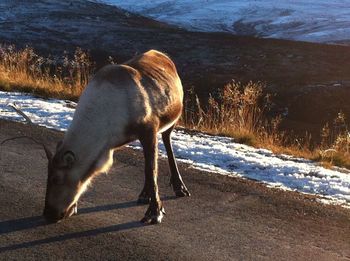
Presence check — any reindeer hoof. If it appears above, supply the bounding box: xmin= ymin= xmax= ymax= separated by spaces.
xmin=141 ymin=207 xmax=165 ymax=224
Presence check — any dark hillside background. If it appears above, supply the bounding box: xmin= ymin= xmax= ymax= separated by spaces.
xmin=2 ymin=0 xmax=350 ymax=140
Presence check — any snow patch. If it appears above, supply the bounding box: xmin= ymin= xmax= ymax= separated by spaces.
xmin=93 ymin=0 xmax=350 ymax=44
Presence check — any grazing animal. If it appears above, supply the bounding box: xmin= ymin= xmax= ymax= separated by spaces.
xmin=43 ymin=50 xmax=190 ymax=224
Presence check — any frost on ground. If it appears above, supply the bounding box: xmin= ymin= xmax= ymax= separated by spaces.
xmin=94 ymin=0 xmax=350 ymax=44
xmin=1 ymin=91 xmax=350 ymax=207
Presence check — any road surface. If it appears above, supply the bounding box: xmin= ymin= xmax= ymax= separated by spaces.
xmin=0 ymin=120 xmax=350 ymax=260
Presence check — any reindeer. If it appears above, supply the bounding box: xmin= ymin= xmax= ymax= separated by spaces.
xmin=43 ymin=50 xmax=190 ymax=224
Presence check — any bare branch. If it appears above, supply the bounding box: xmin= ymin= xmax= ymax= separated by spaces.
xmin=7 ymin=103 xmax=33 ymax=124
xmin=2 ymin=103 xmax=53 ymax=160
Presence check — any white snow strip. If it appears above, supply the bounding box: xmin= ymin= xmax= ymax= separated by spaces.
xmin=0 ymin=92 xmax=75 ymax=131
xmin=1 ymin=91 xmax=350 ymax=207
xmin=93 ymin=0 xmax=350 ymax=44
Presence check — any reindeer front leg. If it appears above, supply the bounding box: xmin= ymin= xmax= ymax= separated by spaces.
xmin=139 ymin=126 xmax=165 ymax=224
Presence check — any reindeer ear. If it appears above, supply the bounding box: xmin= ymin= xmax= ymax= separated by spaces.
xmin=62 ymin=151 xmax=76 ymax=168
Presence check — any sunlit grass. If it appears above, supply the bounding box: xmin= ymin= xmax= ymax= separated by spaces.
xmin=0 ymin=44 xmax=92 ymax=100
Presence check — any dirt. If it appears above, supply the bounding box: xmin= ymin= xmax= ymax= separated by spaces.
xmin=1 ymin=119 xmax=350 ymax=260
xmin=1 ymin=0 xmax=350 ymax=139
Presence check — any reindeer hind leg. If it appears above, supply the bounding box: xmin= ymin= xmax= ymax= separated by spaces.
xmin=162 ymin=125 xmax=190 ymax=197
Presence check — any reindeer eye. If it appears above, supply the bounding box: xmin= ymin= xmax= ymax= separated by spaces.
xmin=50 ymin=175 xmax=64 ymax=185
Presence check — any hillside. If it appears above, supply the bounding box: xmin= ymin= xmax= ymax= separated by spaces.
xmin=96 ymin=0 xmax=350 ymax=44
xmin=1 ymin=0 xmax=350 ymax=138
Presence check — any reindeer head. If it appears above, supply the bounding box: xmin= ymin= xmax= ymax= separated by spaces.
xmin=42 ymin=139 xmax=114 ymax=223
xmin=43 ymin=144 xmax=82 ymax=223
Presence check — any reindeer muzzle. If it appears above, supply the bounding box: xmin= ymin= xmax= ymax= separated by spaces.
xmin=43 ymin=203 xmax=77 ymax=223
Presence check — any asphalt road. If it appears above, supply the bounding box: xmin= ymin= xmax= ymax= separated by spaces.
xmin=1 ymin=119 xmax=350 ymax=260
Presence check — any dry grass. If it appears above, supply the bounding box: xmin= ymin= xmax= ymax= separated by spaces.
xmin=1 ymin=44 xmax=350 ymax=169
xmin=181 ymin=81 xmax=350 ymax=169
xmin=182 ymin=81 xmax=280 ymax=147
xmin=0 ymin=44 xmax=92 ymax=100
xmin=314 ymin=112 xmax=350 ymax=169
